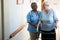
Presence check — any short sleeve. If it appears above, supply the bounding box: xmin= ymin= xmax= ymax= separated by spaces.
xmin=27 ymin=12 xmax=31 ymax=22
xmin=53 ymin=10 xmax=58 ymax=22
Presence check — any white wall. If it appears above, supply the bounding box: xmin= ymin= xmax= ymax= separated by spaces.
xmin=0 ymin=0 xmax=2 ymax=40
xmin=4 ymin=0 xmax=41 ymax=40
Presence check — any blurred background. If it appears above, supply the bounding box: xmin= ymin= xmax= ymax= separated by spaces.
xmin=0 ymin=0 xmax=60 ymax=40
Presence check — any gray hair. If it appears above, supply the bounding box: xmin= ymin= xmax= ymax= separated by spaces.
xmin=31 ymin=2 xmax=37 ymax=8
xmin=44 ymin=2 xmax=49 ymax=6
xmin=42 ymin=1 xmax=49 ymax=6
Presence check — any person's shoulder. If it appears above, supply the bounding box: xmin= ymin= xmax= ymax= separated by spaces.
xmin=37 ymin=10 xmax=41 ymax=12
xmin=37 ymin=10 xmax=41 ymax=13
xmin=41 ymin=10 xmax=45 ymax=13
xmin=49 ymin=8 xmax=54 ymax=12
xmin=27 ymin=10 xmax=32 ymax=15
xmin=49 ymin=9 xmax=56 ymax=15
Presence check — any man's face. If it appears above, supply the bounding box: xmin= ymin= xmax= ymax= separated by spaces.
xmin=44 ymin=4 xmax=49 ymax=10
xmin=32 ymin=5 xmax=37 ymax=10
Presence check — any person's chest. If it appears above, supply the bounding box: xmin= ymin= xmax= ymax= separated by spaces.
xmin=41 ymin=11 xmax=54 ymax=23
xmin=30 ymin=12 xmax=39 ymax=21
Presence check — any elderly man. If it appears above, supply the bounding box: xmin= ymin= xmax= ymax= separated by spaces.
xmin=40 ymin=2 xmax=58 ymax=40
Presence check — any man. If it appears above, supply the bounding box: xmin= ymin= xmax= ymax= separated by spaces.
xmin=27 ymin=2 xmax=41 ymax=40
xmin=40 ymin=2 xmax=58 ymax=40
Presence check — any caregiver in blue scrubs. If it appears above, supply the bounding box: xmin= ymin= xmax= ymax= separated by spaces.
xmin=27 ymin=2 xmax=41 ymax=40
xmin=40 ymin=2 xmax=58 ymax=40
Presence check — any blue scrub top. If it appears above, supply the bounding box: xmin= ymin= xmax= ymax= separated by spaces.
xmin=27 ymin=10 xmax=41 ymax=32
xmin=40 ymin=9 xmax=58 ymax=31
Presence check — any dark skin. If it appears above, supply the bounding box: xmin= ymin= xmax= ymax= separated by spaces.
xmin=28 ymin=4 xmax=40 ymax=28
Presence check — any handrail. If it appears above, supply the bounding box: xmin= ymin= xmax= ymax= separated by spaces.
xmin=9 ymin=22 xmax=28 ymax=39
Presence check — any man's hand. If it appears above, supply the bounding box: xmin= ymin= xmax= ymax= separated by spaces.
xmin=34 ymin=24 xmax=38 ymax=28
xmin=55 ymin=23 xmax=58 ymax=29
xmin=36 ymin=20 xmax=41 ymax=27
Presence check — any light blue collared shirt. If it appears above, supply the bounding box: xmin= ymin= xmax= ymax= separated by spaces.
xmin=40 ymin=9 xmax=58 ymax=31
xmin=27 ymin=10 xmax=41 ymax=32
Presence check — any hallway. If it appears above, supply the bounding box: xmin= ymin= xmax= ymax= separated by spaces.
xmin=0 ymin=0 xmax=60 ymax=40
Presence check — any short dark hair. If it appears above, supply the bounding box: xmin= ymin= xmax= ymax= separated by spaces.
xmin=31 ymin=2 xmax=37 ymax=8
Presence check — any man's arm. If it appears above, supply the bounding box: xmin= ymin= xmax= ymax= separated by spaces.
xmin=28 ymin=22 xmax=37 ymax=28
xmin=37 ymin=20 xmax=41 ymax=27
xmin=53 ymin=10 xmax=58 ymax=28
xmin=54 ymin=21 xmax=58 ymax=28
